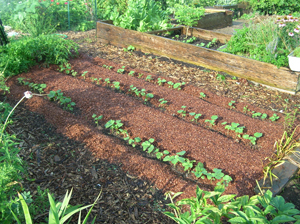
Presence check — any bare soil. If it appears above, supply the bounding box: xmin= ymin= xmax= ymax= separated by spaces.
xmin=3 ymin=26 xmax=300 ymax=223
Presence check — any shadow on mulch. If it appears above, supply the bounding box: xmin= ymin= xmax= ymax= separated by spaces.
xmin=2 ymin=95 xmax=175 ymax=223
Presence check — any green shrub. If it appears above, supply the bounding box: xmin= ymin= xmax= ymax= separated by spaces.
xmin=0 ymin=34 xmax=78 ymax=77
xmin=222 ymin=16 xmax=300 ymax=67
xmin=244 ymin=0 xmax=300 ymax=15
xmin=112 ymin=0 xmax=172 ymax=32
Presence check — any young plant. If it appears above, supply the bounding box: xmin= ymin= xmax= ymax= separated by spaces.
xmin=177 ymin=106 xmax=187 ymax=118
xmin=104 ymin=78 xmax=111 ymax=86
xmin=181 ymin=158 xmax=196 ymax=172
xmin=173 ymin=82 xmax=186 ymax=90
xmin=156 ymin=150 xmax=170 ymax=160
xmin=261 ymin=113 xmax=268 ymax=120
xmin=138 ymin=73 xmax=144 ymax=78
xmin=205 ymin=115 xmax=218 ymax=126
xmin=141 ymin=138 xmax=156 ymax=153
xmin=128 ymin=71 xmax=135 ymax=76
xmin=243 ymin=132 xmax=263 ymax=145
xmin=117 ymin=66 xmax=126 ymax=74
xmin=189 ymin=112 xmax=202 ymax=122
xmin=224 ymin=122 xmax=245 ymax=135
xmin=123 ymin=45 xmax=135 ymax=52
xmin=112 ymin=81 xmax=120 ymax=90
xmin=270 ymin=113 xmax=280 ymax=121
xmin=157 ymin=78 xmax=167 ymax=86
xmin=92 ymin=114 xmax=103 ymax=126
xmin=158 ymin=98 xmax=168 ymax=107
xmin=81 ymin=71 xmax=88 ymax=79
xmin=104 ymin=119 xmax=124 ymax=135
xmin=199 ymin=92 xmax=206 ymax=99
xmin=146 ymin=75 xmax=153 ymax=82
xmin=228 ymin=100 xmax=235 ymax=109
xmin=124 ymin=136 xmax=142 ymax=147
xmin=243 ymin=105 xmax=250 ymax=113
xmin=252 ymin=111 xmax=262 ymax=118
xmin=167 ymin=81 xmax=174 ymax=88
xmin=71 ymin=70 xmax=78 ymax=77
xmin=163 ymin=151 xmax=186 ymax=167
xmin=191 ymin=162 xmax=206 ymax=179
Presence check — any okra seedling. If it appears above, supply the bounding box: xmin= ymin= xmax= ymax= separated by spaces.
xmin=159 ymin=98 xmax=168 ymax=107
xmin=199 ymin=92 xmax=206 ymax=99
xmin=92 ymin=114 xmax=103 ymax=126
xmin=156 ymin=150 xmax=169 ymax=160
xmin=224 ymin=122 xmax=245 ymax=134
xmin=189 ymin=112 xmax=202 ymax=122
xmin=105 ymin=119 xmax=124 ymax=134
xmin=128 ymin=71 xmax=135 ymax=76
xmin=163 ymin=151 xmax=186 ymax=167
xmin=167 ymin=81 xmax=174 ymax=88
xmin=261 ymin=113 xmax=268 ymax=120
xmin=173 ymin=82 xmax=186 ymax=90
xmin=146 ymin=75 xmax=153 ymax=82
xmin=182 ymin=158 xmax=196 ymax=172
xmin=141 ymin=138 xmax=155 ymax=153
xmin=243 ymin=132 xmax=263 ymax=145
xmin=205 ymin=115 xmax=218 ymax=126
xmin=269 ymin=113 xmax=280 ymax=121
xmin=138 ymin=73 xmax=144 ymax=78
xmin=124 ymin=136 xmax=141 ymax=147
xmin=144 ymin=93 xmax=154 ymax=102
xmin=157 ymin=78 xmax=167 ymax=86
xmin=252 ymin=111 xmax=262 ymax=118
xmin=117 ymin=66 xmax=126 ymax=74
xmin=243 ymin=106 xmax=250 ymax=113
xmin=71 ymin=70 xmax=78 ymax=77
xmin=112 ymin=81 xmax=120 ymax=90
xmin=81 ymin=71 xmax=88 ymax=79
xmin=177 ymin=106 xmax=187 ymax=117
xmin=228 ymin=100 xmax=235 ymax=109
xmin=104 ymin=78 xmax=111 ymax=86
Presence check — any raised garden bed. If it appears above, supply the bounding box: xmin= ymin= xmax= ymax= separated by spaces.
xmin=6 ymin=54 xmax=294 ymax=200
xmin=97 ymin=21 xmax=300 ymax=93
xmin=171 ymin=8 xmax=233 ymax=30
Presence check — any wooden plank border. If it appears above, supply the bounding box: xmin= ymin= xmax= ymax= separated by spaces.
xmin=97 ymin=21 xmax=300 ymax=92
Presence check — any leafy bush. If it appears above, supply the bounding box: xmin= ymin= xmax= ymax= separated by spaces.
xmin=112 ymin=0 xmax=172 ymax=32
xmin=244 ymin=0 xmax=300 ymax=15
xmin=222 ymin=16 xmax=300 ymax=67
xmin=0 ymin=34 xmax=78 ymax=77
xmin=2 ymin=0 xmax=95 ymax=32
